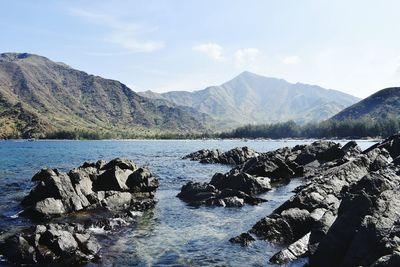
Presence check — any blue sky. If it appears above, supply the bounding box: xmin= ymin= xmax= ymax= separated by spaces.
xmin=1 ymin=0 xmax=400 ymax=98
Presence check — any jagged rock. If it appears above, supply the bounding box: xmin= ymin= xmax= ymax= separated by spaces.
xmin=0 ymin=223 xmax=100 ymax=265
xmin=177 ymin=180 xmax=266 ymax=207
xmin=223 ymin=196 xmax=244 ymax=207
xmin=21 ymin=157 xmax=158 ymax=218
xmin=229 ymin=233 xmax=256 ymax=246
xmin=210 ymin=171 xmax=271 ymax=195
xmin=309 ymin=167 xmax=400 ymax=267
xmin=227 ymin=136 xmax=400 ymax=266
xmin=34 ymin=198 xmax=66 ymax=216
xmin=126 ymin=167 xmax=159 ymax=192
xmin=183 ymin=147 xmax=258 ymax=165
xmin=270 ymin=233 xmax=310 ymax=264
xmin=250 ymin=208 xmax=313 ymax=244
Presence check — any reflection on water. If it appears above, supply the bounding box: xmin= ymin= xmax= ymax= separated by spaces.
xmin=0 ymin=139 xmax=375 ymax=266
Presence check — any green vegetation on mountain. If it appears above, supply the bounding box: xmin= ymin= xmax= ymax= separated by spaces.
xmin=331 ymin=87 xmax=400 ymax=120
xmin=140 ymin=71 xmax=359 ymax=129
xmin=0 ymin=53 xmax=211 ymax=139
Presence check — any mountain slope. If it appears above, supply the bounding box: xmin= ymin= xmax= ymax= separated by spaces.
xmin=140 ymin=71 xmax=360 ymax=128
xmin=331 ymin=87 xmax=400 ymax=121
xmin=0 ymin=53 xmax=209 ymax=138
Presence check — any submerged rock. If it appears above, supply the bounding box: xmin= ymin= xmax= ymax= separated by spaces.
xmin=22 ymin=157 xmax=159 ymax=218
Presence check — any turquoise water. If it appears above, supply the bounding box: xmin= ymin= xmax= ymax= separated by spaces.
xmin=0 ymin=139 xmax=375 ymax=266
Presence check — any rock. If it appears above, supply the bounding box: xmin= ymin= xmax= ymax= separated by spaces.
xmin=34 ymin=198 xmax=66 ymax=217
xmin=309 ymin=166 xmax=400 ymax=267
xmin=93 ymin=166 xmax=132 ymax=191
xmin=0 ymin=223 xmax=100 ymax=265
xmin=126 ymin=167 xmax=159 ymax=192
xmin=101 ymin=192 xmax=132 ymax=210
xmin=183 ymin=147 xmax=258 ymax=165
xmin=270 ymin=233 xmax=310 ymax=264
xmin=308 ymin=210 xmax=336 ymax=255
xmin=223 ymin=196 xmax=244 ymax=207
xmin=210 ymin=171 xmax=271 ymax=195
xmin=102 ymin=157 xmax=137 ymax=171
xmin=177 ymin=182 xmax=218 ymax=202
xmin=1 ymin=235 xmax=37 ymax=264
xmin=371 ymin=252 xmax=400 ymax=267
xmin=240 ymin=156 xmax=295 ymax=182
xmin=229 ymin=233 xmax=256 ymax=246
xmin=250 ymin=208 xmax=313 ymax=244
xmin=21 ymin=158 xmax=159 ymax=218
xmin=363 ymin=134 xmax=400 ymax=159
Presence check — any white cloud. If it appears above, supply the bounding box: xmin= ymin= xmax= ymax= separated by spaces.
xmin=282 ymin=55 xmax=300 ymax=65
xmin=234 ymin=48 xmax=260 ymax=68
xmin=69 ymin=9 xmax=164 ymax=53
xmin=192 ymin=42 xmax=224 ymax=62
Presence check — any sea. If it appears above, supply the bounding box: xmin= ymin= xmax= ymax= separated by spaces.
xmin=0 ymin=139 xmax=376 ymax=266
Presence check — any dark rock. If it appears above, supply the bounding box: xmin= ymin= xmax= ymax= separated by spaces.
xmin=0 ymin=223 xmax=100 ymax=265
xmin=102 ymin=157 xmax=137 ymax=171
xmin=126 ymin=167 xmax=159 ymax=192
xmin=223 ymin=196 xmax=244 ymax=207
xmin=229 ymin=233 xmax=255 ymax=246
xmin=93 ymin=166 xmax=132 ymax=191
xmin=250 ymin=208 xmax=313 ymax=244
xmin=183 ymin=147 xmax=258 ymax=165
xmin=210 ymin=171 xmax=271 ymax=195
xmin=270 ymin=233 xmax=310 ymax=264
xmin=309 ymin=167 xmax=400 ymax=267
xmin=21 ymin=158 xmax=158 ymax=218
xmin=363 ymin=134 xmax=400 ymax=159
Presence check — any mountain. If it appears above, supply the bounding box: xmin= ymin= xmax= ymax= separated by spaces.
xmin=331 ymin=87 xmax=400 ymax=121
xmin=0 ymin=53 xmax=210 ymax=138
xmin=139 ymin=71 xmax=360 ymax=129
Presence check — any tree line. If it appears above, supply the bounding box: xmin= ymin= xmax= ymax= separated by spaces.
xmin=220 ymin=117 xmax=400 ymax=139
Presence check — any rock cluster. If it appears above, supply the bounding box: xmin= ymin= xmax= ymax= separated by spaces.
xmin=22 ymin=157 xmax=159 ymax=218
xmin=178 ymin=141 xmax=351 ymax=208
xmin=183 ymin=146 xmax=259 ymax=165
xmin=0 ymin=223 xmax=101 ymax=265
xmin=1 ymin=157 xmax=159 ymax=266
xmin=229 ymin=135 xmax=400 ymax=266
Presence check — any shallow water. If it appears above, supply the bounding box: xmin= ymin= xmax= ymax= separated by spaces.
xmin=0 ymin=139 xmax=376 ymax=266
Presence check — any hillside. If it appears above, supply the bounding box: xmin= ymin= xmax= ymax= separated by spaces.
xmin=0 ymin=53 xmax=211 ymax=138
xmin=140 ymin=71 xmax=359 ymax=129
xmin=331 ymin=87 xmax=400 ymax=121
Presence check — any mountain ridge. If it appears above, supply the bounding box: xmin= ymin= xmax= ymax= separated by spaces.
xmin=140 ymin=71 xmax=360 ymax=128
xmin=0 ymin=52 xmax=211 ymax=138
xmin=331 ymin=87 xmax=400 ymax=121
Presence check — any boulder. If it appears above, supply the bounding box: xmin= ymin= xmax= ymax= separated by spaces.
xmin=229 ymin=233 xmax=256 ymax=246
xmin=0 ymin=223 xmax=100 ymax=265
xmin=21 ymin=158 xmax=158 ymax=218
xmin=270 ymin=233 xmax=310 ymax=264
xmin=210 ymin=171 xmax=271 ymax=195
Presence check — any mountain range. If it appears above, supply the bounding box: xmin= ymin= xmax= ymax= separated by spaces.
xmin=5 ymin=52 xmax=394 ymax=139
xmin=0 ymin=53 xmax=211 ymax=138
xmin=140 ymin=71 xmax=360 ymax=128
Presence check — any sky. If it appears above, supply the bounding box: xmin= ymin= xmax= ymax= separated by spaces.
xmin=1 ymin=0 xmax=400 ymax=98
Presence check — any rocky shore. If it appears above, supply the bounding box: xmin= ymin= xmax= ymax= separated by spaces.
xmin=0 ymin=158 xmax=158 ymax=265
xmin=223 ymin=135 xmax=400 ymax=266
xmin=178 ymin=140 xmax=355 ymax=208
